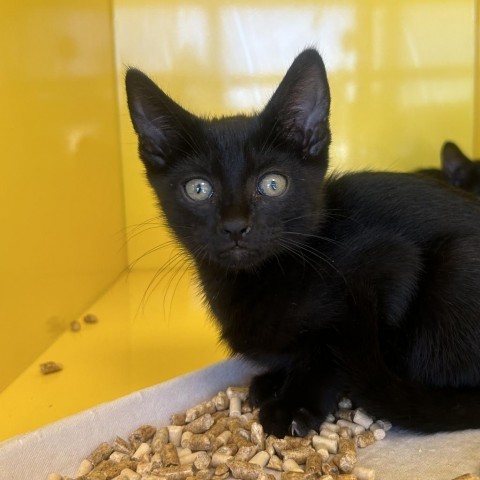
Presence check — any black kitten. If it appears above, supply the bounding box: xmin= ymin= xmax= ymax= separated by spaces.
xmin=418 ymin=141 xmax=480 ymax=196
xmin=441 ymin=141 xmax=480 ymax=195
xmin=126 ymin=49 xmax=480 ymax=437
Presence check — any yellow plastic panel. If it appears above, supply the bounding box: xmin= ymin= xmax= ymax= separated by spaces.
xmin=115 ymin=0 xmax=476 ymax=269
xmin=0 ymin=2 xmax=126 ymax=391
xmin=0 ymin=270 xmax=225 ymax=442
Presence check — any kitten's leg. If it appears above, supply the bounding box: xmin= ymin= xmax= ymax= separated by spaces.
xmin=257 ymin=368 xmax=341 ymax=436
xmin=256 ymin=231 xmax=424 ymax=437
xmin=257 ymin=334 xmax=343 ymax=436
xmin=249 ymin=367 xmax=287 ymax=408
xmin=407 ymin=234 xmax=480 ymax=387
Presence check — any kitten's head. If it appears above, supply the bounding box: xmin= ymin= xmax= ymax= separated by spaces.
xmin=125 ymin=49 xmax=331 ymax=271
xmin=441 ymin=141 xmax=480 ymax=196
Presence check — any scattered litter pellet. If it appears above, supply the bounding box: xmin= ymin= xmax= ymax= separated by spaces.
xmin=250 ymin=422 xmax=265 ymax=450
xmin=226 ymin=386 xmax=249 ymax=401
xmin=333 ymin=438 xmax=357 ymax=474
xmin=229 ymin=396 xmax=242 ymax=417
xmin=266 ymin=454 xmax=283 ymax=471
xmin=352 ymin=409 xmax=374 ymax=430
xmin=152 ymin=464 xmax=194 ymax=479
xmin=312 ymin=435 xmax=338 ymax=454
xmin=83 ymin=313 xmax=99 ymax=324
xmin=171 ymin=412 xmax=187 ymax=426
xmin=87 ymin=441 xmax=114 ymax=466
xmin=282 ymin=458 xmax=304 ymax=473
xmin=374 ymin=419 xmax=392 ymax=431
xmin=184 ymin=413 xmax=215 ymax=433
xmin=185 ymin=400 xmax=216 ymax=422
xmin=227 ymin=459 xmax=261 ymax=480
xmin=214 ymin=391 xmax=230 ymax=411
xmin=76 ymin=458 xmax=93 ymax=476
xmin=121 ymin=468 xmax=140 ymax=480
xmin=46 ymin=474 xmax=63 ymax=480
xmin=368 ymin=422 xmax=386 ymax=440
xmin=336 ymin=419 xmax=365 ymax=436
xmin=129 ymin=425 xmax=156 ymax=445
xmin=320 ymin=428 xmax=339 ymax=441
xmin=353 ymin=465 xmax=376 ymax=480
xmin=161 ymin=442 xmax=180 ymax=466
xmin=235 ymin=445 xmax=258 ymax=462
xmin=49 ymin=387 xmax=401 ymax=480
xmin=132 ymin=442 xmax=151 ymax=461
xmin=282 ymin=446 xmax=316 ymax=464
xmin=70 ymin=320 xmax=81 ymax=332
xmin=40 ymin=361 xmax=63 ymax=375
xmin=355 ymin=431 xmax=376 ymax=448
xmin=451 ymin=475 xmax=480 ymax=480
xmin=113 ymin=436 xmax=134 ymax=454
xmin=338 ymin=398 xmax=353 ymax=409
xmin=304 ymin=452 xmax=323 ymax=475
xmin=248 ymin=450 xmax=270 ymax=467
xmin=168 ymin=425 xmax=183 ymax=446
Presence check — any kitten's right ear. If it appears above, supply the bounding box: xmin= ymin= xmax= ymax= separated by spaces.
xmin=125 ymin=68 xmax=197 ymax=169
xmin=260 ymin=49 xmax=331 ymax=159
xmin=441 ymin=141 xmax=472 ymax=187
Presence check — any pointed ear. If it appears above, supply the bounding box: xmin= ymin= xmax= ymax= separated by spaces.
xmin=125 ymin=68 xmax=198 ymax=169
xmin=441 ymin=141 xmax=472 ymax=187
xmin=260 ymin=49 xmax=331 ymax=158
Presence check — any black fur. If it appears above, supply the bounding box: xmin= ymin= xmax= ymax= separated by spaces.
xmin=126 ymin=49 xmax=480 ymax=437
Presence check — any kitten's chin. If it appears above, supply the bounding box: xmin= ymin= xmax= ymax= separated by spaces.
xmin=216 ymin=246 xmax=263 ymax=271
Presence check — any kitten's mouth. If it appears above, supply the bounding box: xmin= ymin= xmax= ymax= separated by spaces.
xmin=218 ymin=245 xmax=259 ymax=269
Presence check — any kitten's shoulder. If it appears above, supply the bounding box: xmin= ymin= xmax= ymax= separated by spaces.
xmin=325 ymin=169 xmax=464 ymax=197
xmin=323 ymin=169 xmax=480 ymax=217
xmin=324 ymin=170 xmax=422 ymax=200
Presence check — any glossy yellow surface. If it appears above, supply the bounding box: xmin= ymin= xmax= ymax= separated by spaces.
xmin=0 ymin=0 xmax=479 ymax=442
xmin=0 ymin=2 xmax=126 ymax=392
xmin=0 ymin=270 xmax=224 ymax=442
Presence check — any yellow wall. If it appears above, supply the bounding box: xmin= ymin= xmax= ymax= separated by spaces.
xmin=115 ymin=0 xmax=477 ymax=269
xmin=0 ymin=2 xmax=127 ymax=391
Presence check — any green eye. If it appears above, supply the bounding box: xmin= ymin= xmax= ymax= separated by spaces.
xmin=184 ymin=178 xmax=213 ymax=201
xmin=258 ymin=173 xmax=288 ymax=197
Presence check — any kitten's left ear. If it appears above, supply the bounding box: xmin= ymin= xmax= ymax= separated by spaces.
xmin=260 ymin=49 xmax=331 ymax=158
xmin=125 ymin=68 xmax=198 ymax=169
xmin=441 ymin=141 xmax=472 ymax=187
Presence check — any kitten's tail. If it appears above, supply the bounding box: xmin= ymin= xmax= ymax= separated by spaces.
xmin=340 ymin=286 xmax=480 ymax=433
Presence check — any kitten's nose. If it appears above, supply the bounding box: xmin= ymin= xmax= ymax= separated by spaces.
xmin=221 ymin=217 xmax=251 ymax=242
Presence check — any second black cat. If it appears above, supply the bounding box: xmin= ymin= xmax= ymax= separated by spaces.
xmin=418 ymin=141 xmax=480 ymax=196
xmin=126 ymin=49 xmax=480 ymax=437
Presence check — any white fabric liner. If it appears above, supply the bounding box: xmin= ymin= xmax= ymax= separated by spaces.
xmin=1 ymin=358 xmax=479 ymax=480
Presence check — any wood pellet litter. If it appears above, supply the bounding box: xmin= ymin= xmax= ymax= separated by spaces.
xmin=40 ymin=361 xmax=63 ymax=375
xmin=71 ymin=320 xmax=82 ymax=332
xmin=83 ymin=313 xmax=99 ymax=324
xmin=47 ymin=388 xmax=478 ymax=480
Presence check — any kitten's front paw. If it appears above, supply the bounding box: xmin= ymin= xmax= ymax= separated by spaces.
xmin=258 ymin=398 xmax=296 ymax=437
xmin=290 ymin=408 xmax=322 ymax=436
xmin=259 ymin=401 xmax=323 ymax=437
xmin=249 ymin=369 xmax=285 ymax=408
